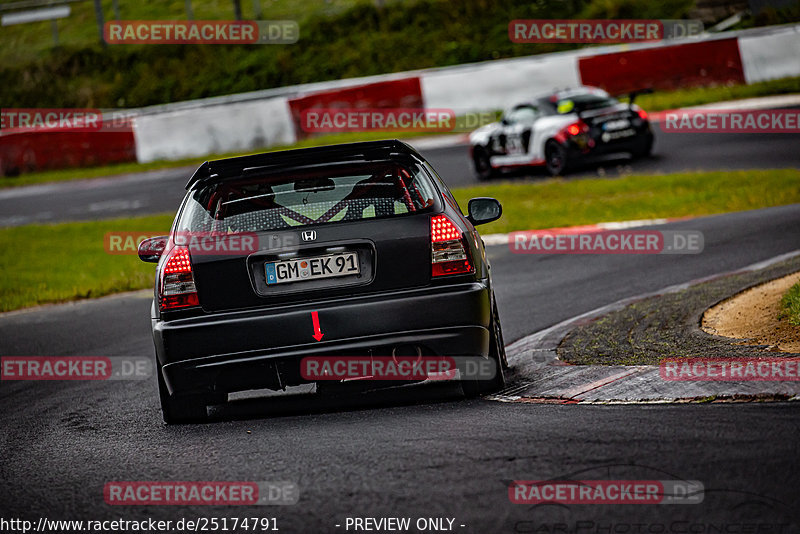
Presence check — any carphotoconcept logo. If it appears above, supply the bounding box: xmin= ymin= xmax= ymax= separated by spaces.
xmin=510 ymin=464 xmax=792 ymax=533
xmin=660 ymin=357 xmax=800 ymax=381
xmin=660 ymin=109 xmax=800 ymax=133
xmin=1 ymin=356 xmax=151 ymax=380
xmin=509 ymin=230 xmax=703 ymax=254
xmin=509 ymin=19 xmax=703 ymax=43
xmin=103 ymin=20 xmax=298 ymax=44
xmin=103 ymin=481 xmax=298 ymax=505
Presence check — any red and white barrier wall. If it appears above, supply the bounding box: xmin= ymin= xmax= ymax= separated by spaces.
xmin=134 ymin=77 xmax=424 ymax=163
xmin=2 ymin=24 xmax=797 ymax=172
xmin=739 ymin=25 xmax=800 ymax=83
xmin=287 ymin=77 xmax=424 ymax=140
xmin=0 ymin=123 xmax=135 ymax=176
xmin=133 ymin=96 xmax=295 ymax=163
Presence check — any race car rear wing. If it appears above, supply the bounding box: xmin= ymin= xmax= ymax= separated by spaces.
xmin=185 ymin=139 xmax=424 ymax=190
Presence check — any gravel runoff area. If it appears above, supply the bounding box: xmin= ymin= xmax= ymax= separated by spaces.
xmin=703 ymin=271 xmax=800 ymax=353
xmin=557 ymin=256 xmax=800 ymax=366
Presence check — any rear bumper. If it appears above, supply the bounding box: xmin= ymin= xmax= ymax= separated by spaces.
xmin=571 ymin=127 xmax=653 ymax=159
xmin=153 ymin=281 xmax=492 ymax=395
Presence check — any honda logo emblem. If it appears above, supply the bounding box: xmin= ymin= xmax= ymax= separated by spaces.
xmin=302 ymin=230 xmax=317 ymax=242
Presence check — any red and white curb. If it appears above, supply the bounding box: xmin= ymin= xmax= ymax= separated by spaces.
xmin=488 ymin=249 xmax=800 ymax=404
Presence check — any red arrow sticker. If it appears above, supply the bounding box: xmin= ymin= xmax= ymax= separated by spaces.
xmin=311 ymin=311 xmax=324 ymax=342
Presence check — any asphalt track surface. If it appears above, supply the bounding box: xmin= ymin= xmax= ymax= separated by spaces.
xmin=0 ymin=127 xmax=798 ymax=227
xmin=1 ymin=127 xmax=800 ymax=531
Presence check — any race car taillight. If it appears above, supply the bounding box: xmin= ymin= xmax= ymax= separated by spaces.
xmin=431 ymin=214 xmax=474 ymax=277
xmin=637 ymin=108 xmax=648 ymax=120
xmin=159 ymin=246 xmax=199 ymax=311
xmin=566 ymin=120 xmax=589 ymax=137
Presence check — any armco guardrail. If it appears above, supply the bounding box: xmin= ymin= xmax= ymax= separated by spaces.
xmin=3 ymin=23 xmax=798 ymax=172
xmin=132 ymin=23 xmax=800 ymax=164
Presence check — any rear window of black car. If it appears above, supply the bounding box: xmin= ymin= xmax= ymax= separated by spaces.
xmin=177 ymin=161 xmax=439 ymax=233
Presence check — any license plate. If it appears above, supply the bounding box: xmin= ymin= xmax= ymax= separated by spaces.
xmin=603 ymin=119 xmax=630 ymax=131
xmin=265 ymin=252 xmax=360 ymax=285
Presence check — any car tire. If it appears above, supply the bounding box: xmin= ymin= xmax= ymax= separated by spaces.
xmin=157 ymin=368 xmax=221 ymax=424
xmin=473 ymin=147 xmax=495 ymax=181
xmin=545 ymin=140 xmax=568 ymax=176
xmin=461 ymin=298 xmax=507 ymax=397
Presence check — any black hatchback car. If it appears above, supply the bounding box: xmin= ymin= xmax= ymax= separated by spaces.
xmin=139 ymin=140 xmax=507 ymax=423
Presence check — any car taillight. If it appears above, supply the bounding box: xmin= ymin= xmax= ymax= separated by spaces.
xmin=159 ymin=246 xmax=199 ymax=311
xmin=431 ymin=214 xmax=474 ymax=277
xmin=565 ymin=120 xmax=589 ymax=137
xmin=637 ymin=108 xmax=648 ymax=120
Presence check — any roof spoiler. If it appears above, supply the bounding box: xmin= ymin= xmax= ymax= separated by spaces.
xmin=185 ymin=139 xmax=422 ymax=189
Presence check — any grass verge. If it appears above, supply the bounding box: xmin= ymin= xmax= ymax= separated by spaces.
xmin=451 ymin=168 xmax=800 ymax=234
xmin=626 ymin=76 xmax=800 ymax=111
xmin=0 ymin=214 xmax=172 ymax=312
xmin=1 ymin=168 xmax=799 ymax=312
xmin=780 ymin=282 xmax=800 ymax=326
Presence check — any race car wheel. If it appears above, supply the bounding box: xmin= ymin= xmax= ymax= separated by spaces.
xmin=632 ymin=133 xmax=654 ymax=158
xmin=157 ymin=367 xmax=224 ymax=424
xmin=460 ymin=296 xmax=507 ymax=397
xmin=473 ymin=147 xmax=495 ymax=181
xmin=545 ymin=140 xmax=568 ymax=176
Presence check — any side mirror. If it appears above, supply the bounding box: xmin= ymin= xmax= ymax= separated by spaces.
xmin=500 ymin=117 xmax=510 ymax=126
xmin=467 ymin=197 xmax=502 ymax=226
xmin=138 ymin=236 xmax=168 ymax=263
